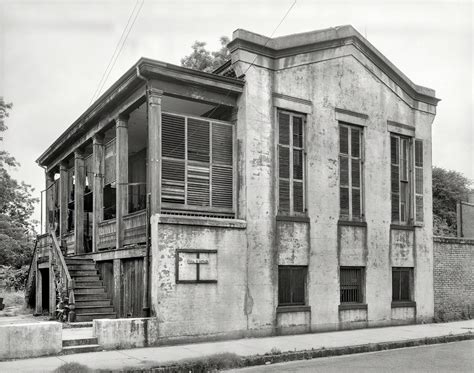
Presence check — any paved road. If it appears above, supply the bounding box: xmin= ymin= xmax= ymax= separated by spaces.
xmin=232 ymin=340 xmax=474 ymax=372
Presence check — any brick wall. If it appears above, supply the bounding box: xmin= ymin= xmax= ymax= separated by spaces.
xmin=433 ymin=237 xmax=474 ymax=320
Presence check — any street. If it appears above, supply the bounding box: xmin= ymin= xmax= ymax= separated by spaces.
xmin=231 ymin=340 xmax=474 ymax=372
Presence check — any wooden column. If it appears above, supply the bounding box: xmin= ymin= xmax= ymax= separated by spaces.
xmin=45 ymin=172 xmax=55 ymax=233
xmin=147 ymin=87 xmax=163 ymax=215
xmin=113 ymin=258 xmax=122 ymax=317
xmin=115 ymin=114 xmax=129 ymax=250
xmin=59 ymin=162 xmax=68 ymax=242
xmin=92 ymin=134 xmax=105 ymax=252
xmin=35 ymin=265 xmax=42 ymax=315
xmin=74 ymin=150 xmax=85 ymax=254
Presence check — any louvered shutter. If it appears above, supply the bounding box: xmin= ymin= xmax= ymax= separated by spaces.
xmin=340 ymin=156 xmax=349 ymax=217
xmin=104 ymin=139 xmax=116 ymax=185
xmin=351 ymin=128 xmax=360 ymax=157
xmin=340 ymin=126 xmax=349 ymax=155
xmin=390 ymin=136 xmax=400 ymax=222
xmin=162 ymin=113 xmax=185 ymax=204
xmin=414 ymin=140 xmax=424 ymax=223
xmin=279 ymin=112 xmax=290 ymax=145
xmin=187 ymin=118 xmax=210 ymax=206
xmin=211 ymin=123 xmax=233 ymax=209
xmin=279 ymin=146 xmax=290 ymax=212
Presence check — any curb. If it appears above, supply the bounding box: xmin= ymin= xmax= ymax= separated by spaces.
xmin=127 ymin=332 xmax=473 ymax=373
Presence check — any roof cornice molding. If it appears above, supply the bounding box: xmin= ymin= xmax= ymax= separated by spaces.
xmin=228 ymin=26 xmax=440 ymax=106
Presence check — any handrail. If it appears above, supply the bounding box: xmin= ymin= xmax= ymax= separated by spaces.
xmin=24 ymin=239 xmax=39 ymax=305
xmin=50 ymin=231 xmax=75 ymax=305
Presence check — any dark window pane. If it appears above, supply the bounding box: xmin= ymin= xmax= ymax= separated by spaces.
xmin=340 ymin=267 xmax=363 ymax=303
xmin=278 ymin=268 xmax=291 ymax=305
xmin=340 ymin=157 xmax=349 ymax=186
xmin=293 ymin=149 xmax=303 ymax=180
xmin=294 ymin=181 xmax=303 ymax=212
xmin=415 ymin=140 xmax=423 ymax=167
xmin=391 ymin=165 xmax=400 ymax=193
xmin=400 ymin=270 xmax=410 ymax=300
xmin=340 ymin=187 xmax=349 ymax=217
xmin=278 ymin=267 xmax=306 ymax=306
xmin=279 ymin=146 xmax=290 ymax=179
xmin=340 ymin=126 xmax=349 ymax=155
xmin=293 ymin=117 xmax=303 ymax=148
xmin=390 ymin=136 xmax=399 ymax=165
xmin=352 ymin=188 xmax=361 ymax=218
xmin=392 ymin=270 xmax=400 ymax=301
xmin=391 ymin=193 xmax=400 ymax=222
xmin=352 ymin=159 xmax=360 ymax=187
xmin=351 ymin=128 xmax=360 ymax=157
xmin=292 ymin=268 xmax=306 ymax=304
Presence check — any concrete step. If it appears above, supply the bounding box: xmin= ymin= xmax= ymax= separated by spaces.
xmin=75 ymin=293 xmax=108 ymax=301
xmin=75 ymin=313 xmax=116 ymax=322
xmin=63 ymin=321 xmax=93 ymax=329
xmin=61 ymin=344 xmax=101 ymax=355
xmin=75 ymin=306 xmax=115 ymax=315
xmin=62 ymin=337 xmax=98 ymax=347
xmin=73 ymin=282 xmax=104 ymax=289
xmin=74 ymin=288 xmax=106 ymax=295
xmin=75 ymin=299 xmax=112 ymax=307
xmin=74 ymin=275 xmax=101 ymax=282
xmin=69 ymin=270 xmax=99 ymax=277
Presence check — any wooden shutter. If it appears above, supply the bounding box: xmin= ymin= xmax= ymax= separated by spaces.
xmin=340 ymin=126 xmax=349 ymax=155
xmin=391 ymin=136 xmax=400 ymax=222
xmin=414 ymin=140 xmax=424 ymax=223
xmin=279 ymin=112 xmax=290 ymax=145
xmin=104 ymin=139 xmax=116 ymax=185
xmin=187 ymin=118 xmax=210 ymax=163
xmin=211 ymin=123 xmax=233 ymax=209
xmin=162 ymin=113 xmax=186 ymax=204
xmin=279 ymin=146 xmax=290 ymax=212
xmin=340 ymin=156 xmax=349 ymax=217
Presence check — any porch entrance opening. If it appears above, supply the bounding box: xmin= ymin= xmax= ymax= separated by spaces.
xmin=39 ymin=268 xmax=50 ymax=314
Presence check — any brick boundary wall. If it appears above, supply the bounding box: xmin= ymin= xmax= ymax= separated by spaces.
xmin=433 ymin=236 xmax=474 ymax=321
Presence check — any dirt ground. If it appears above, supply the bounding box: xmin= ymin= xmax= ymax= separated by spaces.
xmin=0 ymin=291 xmax=49 ymax=325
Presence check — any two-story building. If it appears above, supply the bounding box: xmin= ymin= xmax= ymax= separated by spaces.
xmin=28 ymin=25 xmax=439 ymax=342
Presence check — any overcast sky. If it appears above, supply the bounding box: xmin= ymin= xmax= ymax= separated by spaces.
xmin=1 ymin=0 xmax=472 ymax=226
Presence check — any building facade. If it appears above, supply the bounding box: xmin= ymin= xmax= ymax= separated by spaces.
xmin=29 ymin=26 xmax=439 ymax=341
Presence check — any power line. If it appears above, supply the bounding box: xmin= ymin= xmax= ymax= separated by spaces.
xmin=89 ymin=0 xmax=145 ymax=105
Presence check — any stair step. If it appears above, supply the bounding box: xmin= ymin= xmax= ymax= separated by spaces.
xmin=75 ymin=306 xmax=115 ymax=314
xmin=73 ymin=282 xmax=104 ymax=289
xmin=74 ymin=288 xmax=106 ymax=295
xmin=74 ymin=276 xmax=101 ymax=282
xmin=61 ymin=344 xmax=101 ymax=355
xmin=69 ymin=270 xmax=99 ymax=276
xmin=75 ymin=293 xmax=108 ymax=301
xmin=75 ymin=299 xmax=112 ymax=307
xmin=67 ymin=264 xmax=97 ymax=271
xmin=65 ymin=259 xmax=95 ymax=265
xmin=75 ymin=313 xmax=116 ymax=322
xmin=63 ymin=337 xmax=98 ymax=347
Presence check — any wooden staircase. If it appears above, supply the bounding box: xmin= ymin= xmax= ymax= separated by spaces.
xmin=66 ymin=258 xmax=116 ymax=322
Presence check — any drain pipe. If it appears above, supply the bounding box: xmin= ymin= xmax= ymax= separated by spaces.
xmin=136 ymin=65 xmax=151 ymax=317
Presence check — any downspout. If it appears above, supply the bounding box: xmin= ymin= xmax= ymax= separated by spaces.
xmin=136 ymin=65 xmax=152 ymax=317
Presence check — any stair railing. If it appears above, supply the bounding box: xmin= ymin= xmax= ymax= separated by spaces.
xmin=24 ymin=238 xmax=39 ymax=308
xmin=50 ymin=231 xmax=75 ymax=308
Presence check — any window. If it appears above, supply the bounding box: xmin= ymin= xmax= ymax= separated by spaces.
xmin=161 ymin=113 xmax=234 ymax=213
xmin=340 ymin=267 xmax=364 ymax=303
xmin=339 ymin=124 xmax=363 ymax=220
xmin=278 ymin=266 xmax=306 ymax=306
xmin=278 ymin=110 xmax=305 ymax=215
xmin=391 ymin=135 xmax=424 ymax=224
xmin=392 ymin=267 xmax=413 ymax=302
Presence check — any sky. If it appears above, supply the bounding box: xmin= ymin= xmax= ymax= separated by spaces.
xmin=0 ymin=0 xmax=473 ymax=227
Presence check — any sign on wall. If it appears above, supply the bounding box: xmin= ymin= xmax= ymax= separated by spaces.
xmin=175 ymin=249 xmax=217 ymax=283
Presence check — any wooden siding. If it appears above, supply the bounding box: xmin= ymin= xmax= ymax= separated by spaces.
xmin=120 ymin=257 xmax=144 ymax=317
xmin=97 ymin=219 xmax=116 ymax=250
xmin=97 ymin=260 xmax=115 ymax=304
xmin=123 ymin=211 xmax=147 ymax=246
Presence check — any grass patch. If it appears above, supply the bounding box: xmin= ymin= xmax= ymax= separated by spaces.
xmin=54 ymin=362 xmax=94 ymax=373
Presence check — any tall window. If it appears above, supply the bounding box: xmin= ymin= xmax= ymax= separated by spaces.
xmin=340 ymin=267 xmax=364 ymax=304
xmin=391 ymin=135 xmax=424 ymax=224
xmin=278 ymin=266 xmax=306 ymax=306
xmin=161 ymin=113 xmax=234 ymax=213
xmin=339 ymin=124 xmax=363 ymax=220
xmin=278 ymin=110 xmax=305 ymax=215
xmin=392 ymin=267 xmax=413 ymax=302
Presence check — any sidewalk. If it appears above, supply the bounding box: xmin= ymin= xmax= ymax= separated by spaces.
xmin=1 ymin=320 xmax=473 ymax=372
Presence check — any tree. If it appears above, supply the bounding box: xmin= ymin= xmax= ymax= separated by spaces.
xmin=181 ymin=36 xmax=230 ymax=72
xmin=0 ymin=97 xmax=38 ymax=268
xmin=432 ymin=166 xmax=472 ymax=236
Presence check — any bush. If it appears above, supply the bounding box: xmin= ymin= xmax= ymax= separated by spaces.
xmin=54 ymin=362 xmax=93 ymax=373
xmin=3 ymin=265 xmax=29 ymax=291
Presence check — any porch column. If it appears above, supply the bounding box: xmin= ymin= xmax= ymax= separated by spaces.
xmin=45 ymin=171 xmax=55 ymax=233
xmin=59 ymin=162 xmax=68 ymax=242
xmin=92 ymin=134 xmax=105 ymax=252
xmin=147 ymin=87 xmax=163 ymax=215
xmin=116 ymin=114 xmax=129 ymax=249
xmin=74 ymin=150 xmax=85 ymax=254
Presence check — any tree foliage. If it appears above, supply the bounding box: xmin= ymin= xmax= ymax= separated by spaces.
xmin=0 ymin=97 xmax=38 ymax=268
xmin=181 ymin=36 xmax=230 ymax=72
xmin=432 ymin=166 xmax=472 ymax=236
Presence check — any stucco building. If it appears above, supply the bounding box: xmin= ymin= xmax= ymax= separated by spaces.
xmin=28 ymin=25 xmax=439 ymax=341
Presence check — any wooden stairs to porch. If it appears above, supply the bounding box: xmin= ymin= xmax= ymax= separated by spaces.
xmin=65 ymin=258 xmax=116 ymax=322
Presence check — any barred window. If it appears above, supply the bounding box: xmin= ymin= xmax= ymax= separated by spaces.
xmin=278 ymin=110 xmax=305 ymax=215
xmin=339 ymin=124 xmax=363 ymax=220
xmin=340 ymin=267 xmax=364 ymax=303
xmin=161 ymin=112 xmax=234 ymax=213
xmin=278 ymin=266 xmax=306 ymax=306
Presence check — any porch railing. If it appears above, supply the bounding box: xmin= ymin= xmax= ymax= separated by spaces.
xmin=50 ymin=231 xmax=75 ymax=306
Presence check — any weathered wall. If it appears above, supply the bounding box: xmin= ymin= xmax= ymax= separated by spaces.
xmin=0 ymin=322 xmax=62 ymax=360
xmin=94 ymin=318 xmax=159 ymax=349
xmin=433 ymin=237 xmax=474 ymax=320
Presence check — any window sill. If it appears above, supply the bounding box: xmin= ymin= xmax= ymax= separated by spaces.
xmin=276 ymin=215 xmax=310 ymax=223
xmin=338 ymin=220 xmax=367 ymax=227
xmin=339 ymin=303 xmax=368 ymax=311
xmin=390 ymin=224 xmax=415 ymax=231
xmin=391 ymin=301 xmax=416 ymax=308
xmin=276 ymin=305 xmax=311 ymax=313
xmin=156 ymin=214 xmax=247 ymax=229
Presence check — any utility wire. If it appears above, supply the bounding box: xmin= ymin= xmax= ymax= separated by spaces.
xmin=89 ymin=0 xmax=145 ymax=105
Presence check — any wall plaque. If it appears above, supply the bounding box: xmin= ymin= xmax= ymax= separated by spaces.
xmin=175 ymin=249 xmax=217 ymax=283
